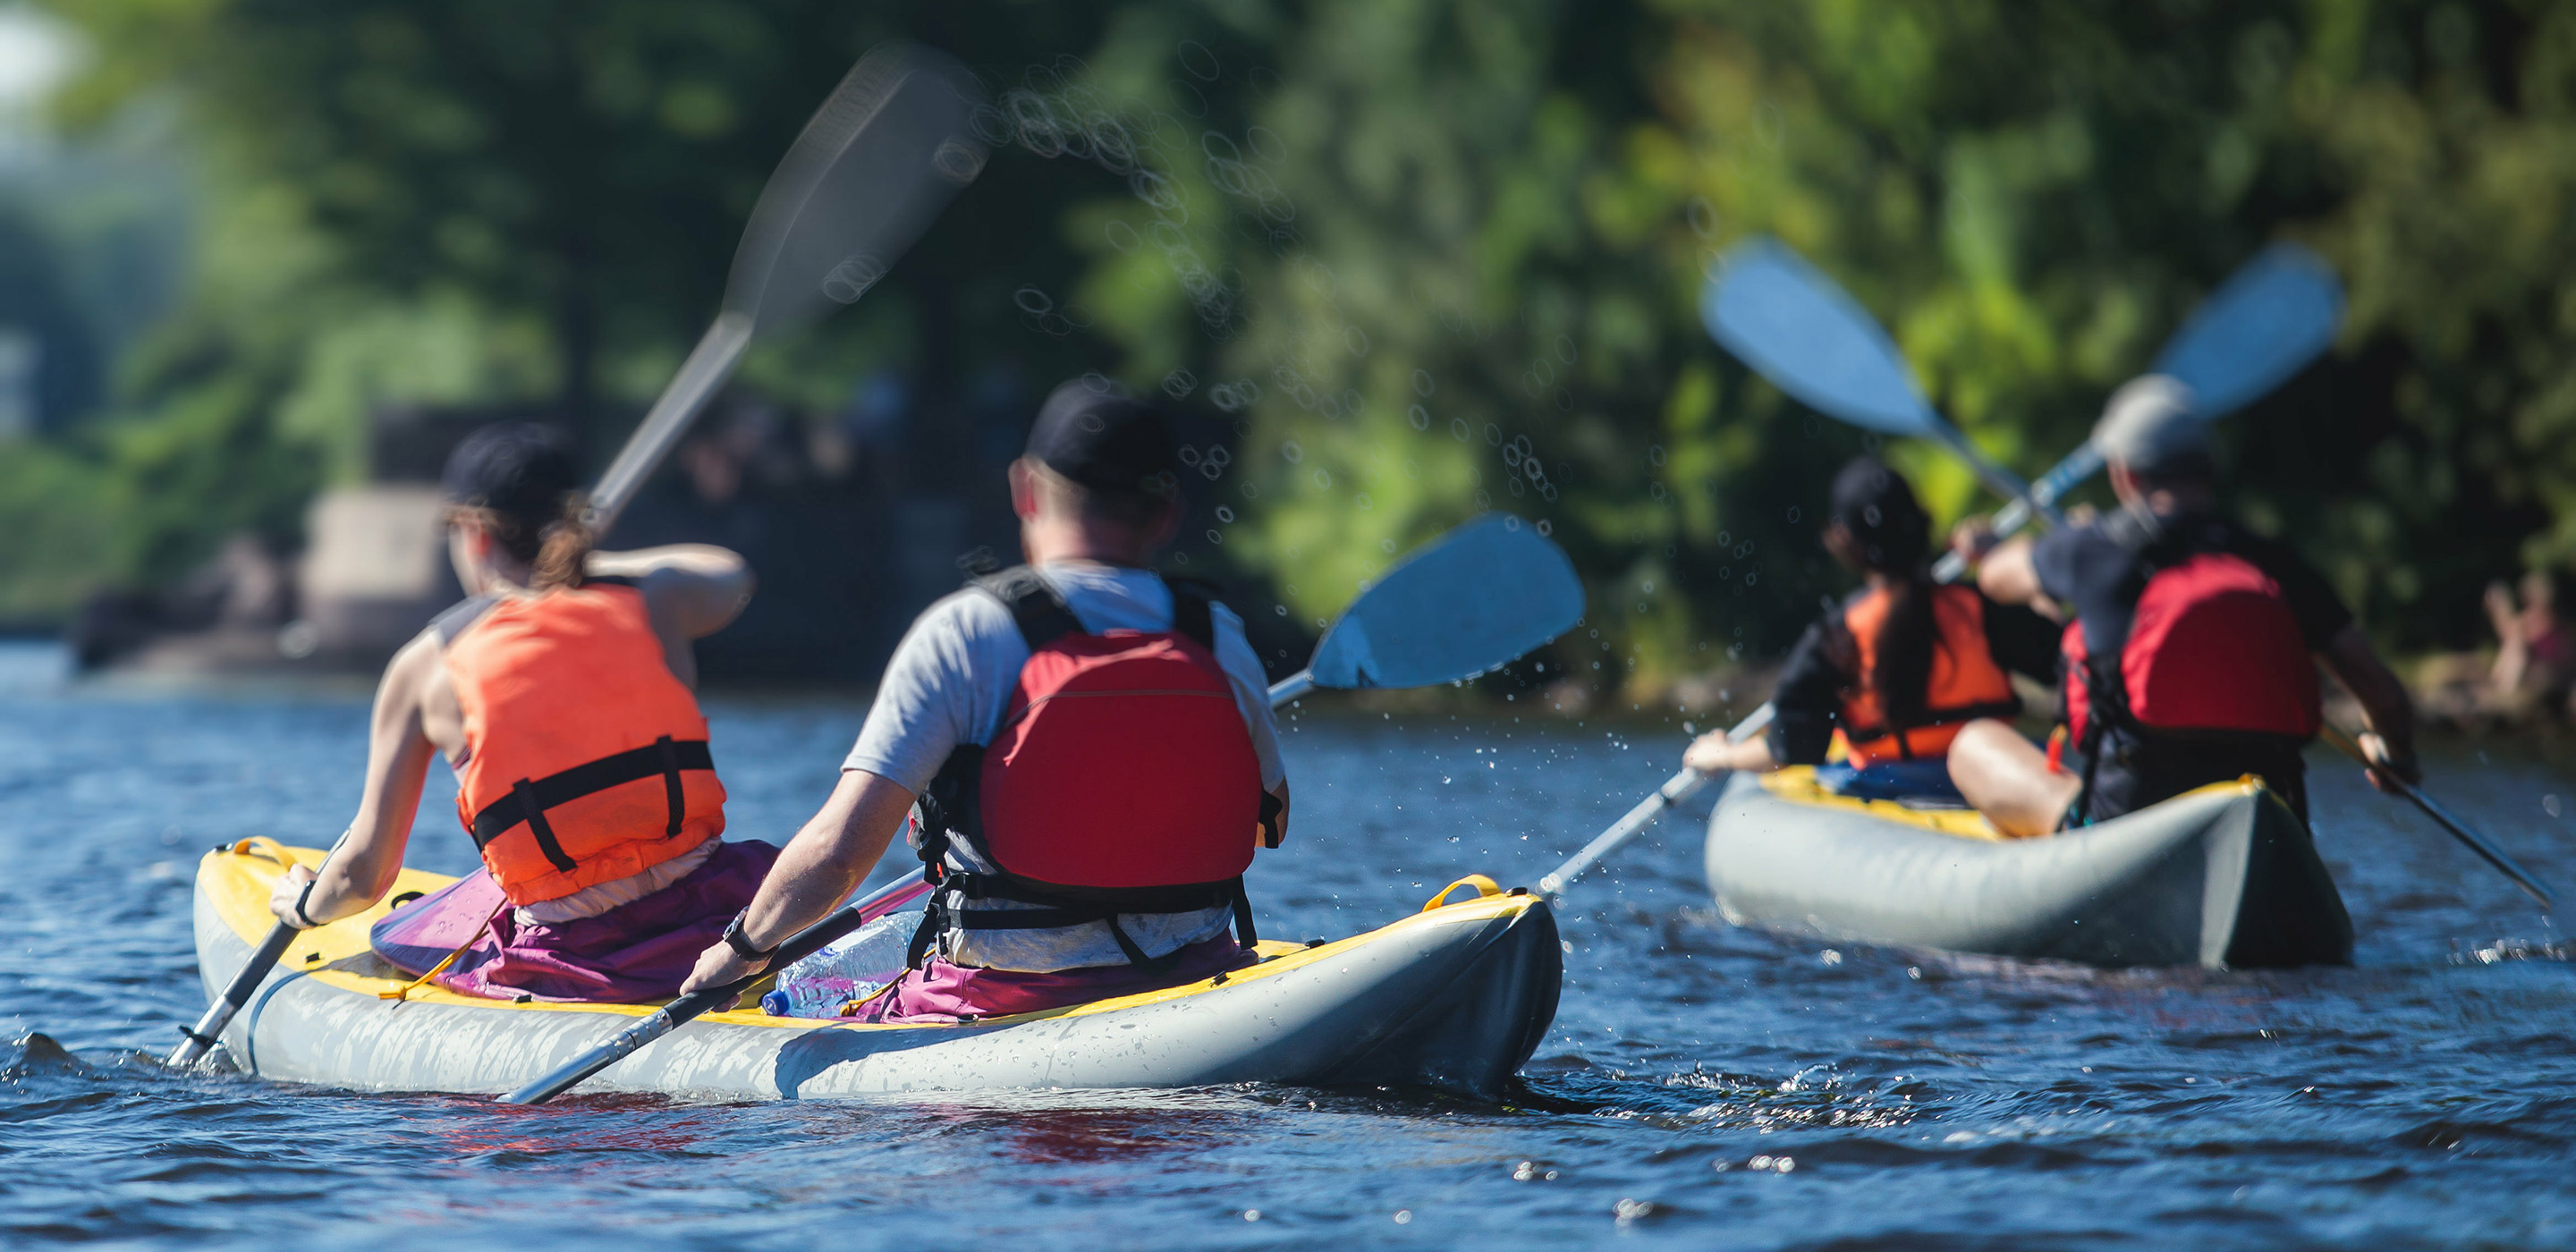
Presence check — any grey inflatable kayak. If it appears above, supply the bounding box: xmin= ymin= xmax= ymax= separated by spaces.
xmin=190 ymin=843 xmax=1561 ymax=1099
xmin=1703 ymin=768 xmax=2351 ymax=968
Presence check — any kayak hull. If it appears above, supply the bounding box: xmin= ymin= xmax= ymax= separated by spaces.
xmin=191 ymin=846 xmax=1560 ymax=1100
xmin=1702 ymin=771 xmax=2351 ymax=969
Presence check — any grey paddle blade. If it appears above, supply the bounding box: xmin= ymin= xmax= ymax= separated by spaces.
xmin=1700 ymin=236 xmax=1936 ymax=437
xmin=724 ymin=42 xmax=987 ymax=334
xmin=2153 ymin=242 xmax=2343 ymax=419
xmin=1306 ymin=513 xmax=1583 ymax=691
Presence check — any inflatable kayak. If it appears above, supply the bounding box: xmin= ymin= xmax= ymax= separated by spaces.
xmin=1703 ymin=768 xmax=2351 ymax=969
xmin=188 ymin=842 xmax=1561 ymax=1100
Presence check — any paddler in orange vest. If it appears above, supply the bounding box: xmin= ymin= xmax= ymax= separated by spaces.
xmin=1682 ymin=457 xmax=2060 ymax=799
xmin=679 ymin=379 xmax=1290 ymax=1021
xmin=265 ymin=423 xmax=777 ymax=1002
xmin=1945 ymin=377 xmax=2421 ymax=835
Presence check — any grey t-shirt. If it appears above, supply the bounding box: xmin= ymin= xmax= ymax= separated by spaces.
xmin=843 ymin=562 xmax=1284 ymax=971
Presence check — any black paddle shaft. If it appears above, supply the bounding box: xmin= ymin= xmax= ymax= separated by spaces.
xmin=499 ymin=895 xmax=886 ymax=1105
xmin=169 ymin=921 xmax=297 ymax=1067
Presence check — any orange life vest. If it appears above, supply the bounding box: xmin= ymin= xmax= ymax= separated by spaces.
xmin=1838 ymin=584 xmax=2022 ymax=768
xmin=439 ymin=581 xmax=726 ymax=906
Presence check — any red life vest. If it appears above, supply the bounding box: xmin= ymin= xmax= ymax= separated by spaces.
xmin=438 ymin=580 xmax=726 ymax=907
xmin=913 ymin=568 xmax=1271 ymax=969
xmin=1837 ymin=584 xmax=2021 ymax=768
xmin=2062 ymin=551 xmax=2321 ymax=747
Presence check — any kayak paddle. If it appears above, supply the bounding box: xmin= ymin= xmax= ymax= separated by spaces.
xmin=586 ymin=43 xmax=986 ymax=535
xmin=2319 ymin=724 xmax=2556 ymax=910
xmin=1928 ymin=243 xmax=2344 ymax=581
xmin=501 ymin=512 xmax=1587 ymax=1104
xmin=1537 ymin=704 xmax=1774 ymax=898
xmin=1700 ymin=238 xmax=2047 ymax=512
xmin=168 ymin=46 xmax=985 ymax=1076
xmin=1269 ymin=512 xmax=1586 ymax=704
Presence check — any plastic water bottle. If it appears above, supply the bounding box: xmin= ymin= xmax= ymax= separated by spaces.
xmin=759 ymin=909 xmax=923 ymax=1018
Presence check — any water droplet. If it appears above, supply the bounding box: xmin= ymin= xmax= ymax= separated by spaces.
xmin=1413 ymin=369 xmax=1435 ymax=397
xmin=1281 ymin=440 xmax=1303 ymax=463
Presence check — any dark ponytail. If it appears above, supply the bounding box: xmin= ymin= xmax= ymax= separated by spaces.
xmin=1828 ymin=457 xmax=1936 ymax=726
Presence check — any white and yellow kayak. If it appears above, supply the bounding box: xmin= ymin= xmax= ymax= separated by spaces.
xmin=190 ymin=842 xmax=1561 ymax=1100
xmin=1703 ymin=768 xmax=2352 ymax=969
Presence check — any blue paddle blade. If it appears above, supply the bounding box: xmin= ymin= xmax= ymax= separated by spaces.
xmin=1701 ymin=236 xmax=1937 ymax=437
xmin=1307 ymin=513 xmax=1584 ymax=690
xmin=2152 ymin=242 xmax=2343 ymax=419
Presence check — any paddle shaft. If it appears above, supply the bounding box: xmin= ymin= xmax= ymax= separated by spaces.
xmin=584 ymin=314 xmax=754 ymax=535
xmin=1538 ymin=703 xmax=1776 ymax=897
xmin=498 ymin=872 xmax=935 ymax=1104
xmin=2318 ymin=725 xmax=2555 ymax=909
xmin=166 ymin=921 xmax=297 ymax=1068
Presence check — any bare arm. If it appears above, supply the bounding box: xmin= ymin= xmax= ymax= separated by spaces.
xmin=268 ymin=632 xmax=441 ymax=927
xmin=678 ymin=768 xmax=915 ymax=996
xmin=1974 ymin=536 xmax=2047 ymax=612
xmin=2318 ymin=623 xmax=2422 ymax=788
xmin=589 ymin=545 xmax=753 ymax=689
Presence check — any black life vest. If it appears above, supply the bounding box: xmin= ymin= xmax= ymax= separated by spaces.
xmin=910 ymin=567 xmax=1278 ymax=972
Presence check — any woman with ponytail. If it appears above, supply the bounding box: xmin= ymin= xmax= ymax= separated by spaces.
xmin=1682 ymin=457 xmax=2058 ymax=800
xmin=266 ymin=422 xmax=781 ymax=1002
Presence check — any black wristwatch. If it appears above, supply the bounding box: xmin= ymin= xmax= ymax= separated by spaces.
xmin=721 ymin=909 xmax=779 ymax=962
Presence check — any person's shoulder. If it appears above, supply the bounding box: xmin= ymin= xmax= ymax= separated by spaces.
xmin=906 ymin=582 xmax=1019 ymax=644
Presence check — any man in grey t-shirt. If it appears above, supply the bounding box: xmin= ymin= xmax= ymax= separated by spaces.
xmin=681 ymin=381 xmax=1291 ymax=1019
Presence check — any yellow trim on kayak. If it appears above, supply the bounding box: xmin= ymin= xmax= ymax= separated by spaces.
xmin=1753 ymin=767 xmax=2269 ymax=842
xmin=198 ymin=846 xmax=1539 ymax=1033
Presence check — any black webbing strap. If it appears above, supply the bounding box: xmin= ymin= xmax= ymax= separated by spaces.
xmin=1170 ymin=584 xmax=1216 ymax=651
xmin=928 ymin=874 xmax=1252 ymax=975
xmin=470 ymin=739 xmax=715 ymax=850
xmin=976 ymin=566 xmax=1085 ymax=651
xmin=512 ymin=779 xmax=578 ymax=873
xmin=657 ymin=735 xmax=685 ymax=837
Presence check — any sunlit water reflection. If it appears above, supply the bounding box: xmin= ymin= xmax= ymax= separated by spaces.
xmin=3 ymin=642 xmax=2571 ymax=1248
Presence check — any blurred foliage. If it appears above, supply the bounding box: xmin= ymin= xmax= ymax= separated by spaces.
xmin=10 ymin=0 xmax=2576 ymax=689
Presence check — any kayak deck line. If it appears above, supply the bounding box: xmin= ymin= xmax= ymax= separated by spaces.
xmin=1706 ymin=770 xmax=2352 ymax=969
xmin=199 ymin=844 xmax=1542 ymax=1031
xmin=1754 ymin=767 xmax=2010 ymax=842
xmin=190 ymin=844 xmax=1562 ymax=1097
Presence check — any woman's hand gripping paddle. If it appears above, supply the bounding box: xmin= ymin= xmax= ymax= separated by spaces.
xmin=499 ymin=513 xmax=1588 ymax=1104
xmin=1928 ymin=243 xmax=2345 ymax=580
xmin=2319 ymin=724 xmax=2557 ymax=910
xmin=168 ymin=46 xmax=986 ymax=1077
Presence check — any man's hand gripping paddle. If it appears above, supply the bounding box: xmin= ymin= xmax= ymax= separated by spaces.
xmin=166 ymin=44 xmax=987 ymax=1074
xmin=497 ymin=512 xmax=1586 ymax=1104
xmin=1539 ymin=243 xmax=2350 ymax=903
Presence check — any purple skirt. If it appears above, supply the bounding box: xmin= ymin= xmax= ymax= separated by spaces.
xmin=369 ymin=840 xmax=779 ymax=1004
xmin=848 ymin=935 xmax=1256 ymax=1023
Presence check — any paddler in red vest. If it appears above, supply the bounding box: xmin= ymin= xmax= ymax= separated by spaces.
xmin=1682 ymin=457 xmax=2059 ymax=798
xmin=680 ymin=379 xmax=1290 ymax=1021
xmin=1945 ymin=376 xmax=2421 ymax=835
xmin=264 ymin=423 xmax=777 ymax=1002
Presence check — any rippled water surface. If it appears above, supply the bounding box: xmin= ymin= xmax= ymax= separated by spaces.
xmin=4 ymin=641 xmax=2573 ymax=1249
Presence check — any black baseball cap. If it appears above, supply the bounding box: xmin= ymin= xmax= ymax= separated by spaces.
xmin=440 ymin=422 xmax=580 ymax=519
xmin=1024 ymin=377 xmax=1180 ymax=501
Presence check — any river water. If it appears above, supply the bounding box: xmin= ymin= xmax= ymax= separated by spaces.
xmin=3 ymin=640 xmax=2571 ymax=1248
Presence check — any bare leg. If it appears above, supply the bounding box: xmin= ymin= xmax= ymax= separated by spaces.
xmin=1946 ymin=720 xmax=2081 ymax=839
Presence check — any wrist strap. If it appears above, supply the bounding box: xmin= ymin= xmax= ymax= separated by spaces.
xmin=723 ymin=909 xmax=778 ymax=961
xmin=292 ymin=879 xmax=321 ymax=929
